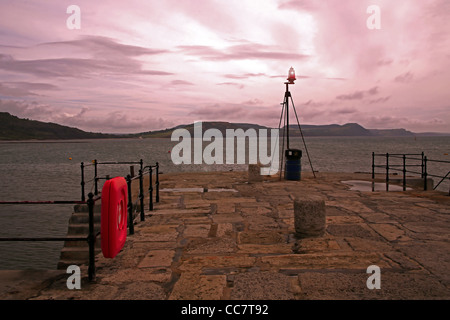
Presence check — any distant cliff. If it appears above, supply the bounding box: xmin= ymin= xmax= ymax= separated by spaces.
xmin=292 ymin=123 xmax=375 ymax=137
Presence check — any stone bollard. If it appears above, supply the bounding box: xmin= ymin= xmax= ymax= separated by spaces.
xmin=294 ymin=196 xmax=326 ymax=238
xmin=248 ymin=164 xmax=262 ymax=183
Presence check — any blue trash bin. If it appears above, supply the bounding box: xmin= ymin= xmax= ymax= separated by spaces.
xmin=284 ymin=149 xmax=302 ymax=181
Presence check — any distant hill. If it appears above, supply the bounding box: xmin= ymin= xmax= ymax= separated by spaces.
xmin=290 ymin=123 xmax=373 ymax=137
xmin=139 ymin=122 xmax=418 ymax=138
xmin=1 ymin=112 xmax=447 ymax=140
xmin=414 ymin=132 xmax=450 ymax=137
xmin=136 ymin=121 xmax=269 ymax=138
xmin=368 ymin=128 xmax=414 ymax=137
xmin=0 ymin=112 xmax=117 ymax=140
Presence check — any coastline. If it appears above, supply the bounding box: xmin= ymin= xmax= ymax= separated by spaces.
xmin=0 ymin=137 xmax=146 ymax=144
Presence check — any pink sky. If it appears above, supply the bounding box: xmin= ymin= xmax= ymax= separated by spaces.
xmin=0 ymin=0 xmax=449 ymax=133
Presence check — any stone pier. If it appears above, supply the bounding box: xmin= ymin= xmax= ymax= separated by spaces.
xmin=1 ymin=171 xmax=449 ymax=300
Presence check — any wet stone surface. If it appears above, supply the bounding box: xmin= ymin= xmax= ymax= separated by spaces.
xmin=1 ymin=171 xmax=449 ymax=300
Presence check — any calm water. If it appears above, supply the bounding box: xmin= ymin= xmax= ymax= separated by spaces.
xmin=0 ymin=136 xmax=449 ymax=269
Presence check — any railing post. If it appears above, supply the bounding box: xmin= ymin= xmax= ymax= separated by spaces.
xmin=372 ymin=152 xmax=375 ymax=180
xmin=81 ymin=162 xmax=85 ymax=202
xmin=140 ymin=159 xmax=143 ymax=174
xmin=139 ymin=169 xmax=145 ymax=221
xmin=421 ymin=152 xmax=425 ymax=178
xmin=403 ymin=154 xmax=406 ymax=191
xmin=156 ymin=162 xmax=160 ymax=203
xmin=87 ymin=192 xmax=96 ymax=282
xmin=94 ymin=159 xmax=98 ymax=195
xmin=386 ymin=153 xmax=389 ymax=192
xmin=423 ymin=156 xmax=428 ymax=191
xmin=149 ymin=166 xmax=153 ymax=211
xmin=126 ymin=174 xmax=134 ymax=235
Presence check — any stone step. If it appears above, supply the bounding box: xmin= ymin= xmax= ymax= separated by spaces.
xmin=57 ymin=198 xmax=143 ymax=270
xmin=59 ymin=246 xmax=101 ymax=261
xmin=62 ymin=235 xmax=102 ymax=248
xmin=57 ymin=260 xmax=86 ymax=270
xmin=74 ymin=203 xmax=102 ymax=213
xmin=57 ymin=255 xmax=100 ymax=270
xmin=63 ymin=239 xmax=89 ymax=248
xmin=69 ymin=212 xmax=101 ymax=224
xmin=67 ymin=223 xmax=101 ymax=236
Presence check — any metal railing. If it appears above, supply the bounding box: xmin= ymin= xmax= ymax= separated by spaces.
xmin=125 ymin=163 xmax=160 ymax=235
xmin=372 ymin=152 xmax=450 ymax=195
xmin=435 ymin=171 xmax=450 ymax=191
xmin=80 ymin=159 xmax=144 ymax=201
xmin=0 ymin=194 xmax=100 ymax=281
xmin=0 ymin=159 xmax=160 ymax=282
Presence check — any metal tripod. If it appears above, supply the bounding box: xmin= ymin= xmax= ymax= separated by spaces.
xmin=278 ymin=82 xmax=316 ymax=179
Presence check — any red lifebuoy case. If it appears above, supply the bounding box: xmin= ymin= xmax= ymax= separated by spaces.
xmin=101 ymin=177 xmax=128 ymax=258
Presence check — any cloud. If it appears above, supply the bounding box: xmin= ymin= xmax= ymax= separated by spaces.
xmin=0 ymin=99 xmax=54 ymax=119
xmin=241 ymin=98 xmax=264 ymax=106
xmin=394 ymin=72 xmax=414 ymax=83
xmin=189 ymin=104 xmax=247 ymax=119
xmin=40 ymin=36 xmax=169 ymax=58
xmin=337 ymin=91 xmax=365 ymax=100
xmin=224 ymin=73 xmax=266 ymax=79
xmin=369 ymin=96 xmax=391 ymax=104
xmin=0 ymin=55 xmax=172 ymax=79
xmin=54 ymin=109 xmax=175 ymax=133
xmin=278 ymin=0 xmax=317 ymax=12
xmin=336 ymin=87 xmax=379 ymax=100
xmin=278 ymin=0 xmax=443 ymax=83
xmin=178 ymin=42 xmax=308 ymax=61
xmin=216 ymin=82 xmax=245 ymax=89
xmin=0 ymin=99 xmax=174 ymax=133
xmin=1 ymin=1 xmax=449 ymax=134
xmin=376 ymin=59 xmax=394 ymax=67
xmin=187 ymin=102 xmax=281 ymax=126
xmin=301 ymin=100 xmax=327 ymax=108
xmin=170 ymin=80 xmax=195 ymax=86
xmin=0 ymin=36 xmax=173 ymax=79
xmin=0 ymin=82 xmax=58 ymax=97
xmin=334 ymin=107 xmax=357 ymax=115
xmin=367 ymin=87 xmax=379 ymax=95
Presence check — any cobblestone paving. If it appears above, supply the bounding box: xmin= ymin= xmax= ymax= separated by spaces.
xmin=1 ymin=171 xmax=449 ymax=300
